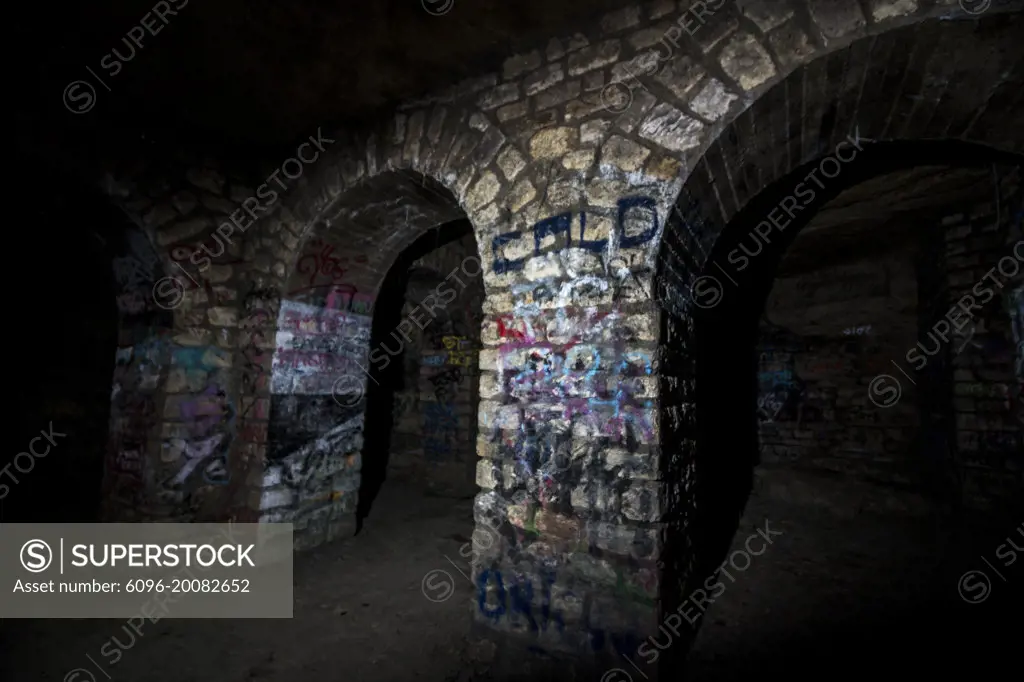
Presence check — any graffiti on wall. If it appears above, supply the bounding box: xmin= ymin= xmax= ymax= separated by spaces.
xmin=424 ymin=402 xmax=458 ymax=460
xmin=239 ymin=284 xmax=277 ymax=421
xmin=491 ymin=196 xmax=660 ymax=274
xmin=487 ymin=306 xmax=655 ymax=504
xmin=427 ymin=366 xmax=463 ymax=403
xmin=163 ymin=344 xmax=235 ymax=488
xmin=1010 ymin=285 xmax=1024 ymax=384
xmin=424 ymin=364 xmax=466 ymax=460
xmin=288 ymin=239 xmax=373 ymax=315
xmin=476 ymin=569 xmax=565 ymax=633
xmin=108 ymin=336 xmax=167 ymax=497
xmin=272 ymin=300 xmax=372 ymax=394
xmin=261 ymin=299 xmax=371 ymax=516
xmin=107 ymin=229 xmax=176 ymax=505
xmin=475 ymin=567 xmax=643 ymax=654
xmin=112 ymin=231 xmax=165 ymax=316
xmin=757 ymin=348 xmax=803 ymax=423
xmin=794 ymin=265 xmax=889 ymax=304
xmin=443 ymin=335 xmax=471 ymax=366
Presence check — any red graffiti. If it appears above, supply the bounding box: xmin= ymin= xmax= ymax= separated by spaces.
xmin=280 ymin=309 xmax=368 ymax=333
xmin=290 ymin=239 xmax=366 ymax=296
xmin=497 ymin=315 xmax=526 ymax=341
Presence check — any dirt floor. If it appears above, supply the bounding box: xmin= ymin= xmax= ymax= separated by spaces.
xmin=2 ymin=481 xmax=1020 ymax=682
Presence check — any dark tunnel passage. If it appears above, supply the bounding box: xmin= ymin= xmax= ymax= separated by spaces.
xmin=357 ymin=218 xmax=484 ymax=532
xmin=658 ymin=140 xmax=1024 ymax=678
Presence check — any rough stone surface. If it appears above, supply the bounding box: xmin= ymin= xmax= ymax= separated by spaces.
xmin=85 ymin=6 xmax=1024 ymax=677
xmin=719 ymin=32 xmax=778 ymax=91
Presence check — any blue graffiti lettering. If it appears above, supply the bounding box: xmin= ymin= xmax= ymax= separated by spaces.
xmin=477 ymin=570 xmax=565 ymax=633
xmin=618 ymin=196 xmax=659 ymax=249
xmin=477 ymin=569 xmax=507 ymax=621
xmin=492 ymin=231 xmax=526 ymax=274
xmin=490 ymin=196 xmax=660 ymax=272
xmin=534 ymin=212 xmax=573 ymax=253
xmin=577 ymin=210 xmax=606 ymax=253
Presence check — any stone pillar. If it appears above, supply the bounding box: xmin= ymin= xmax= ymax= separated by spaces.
xmin=101 ymin=163 xmax=267 ymax=523
xmin=257 ymin=297 xmax=369 ymax=548
xmin=471 ymin=193 xmax=667 ymax=673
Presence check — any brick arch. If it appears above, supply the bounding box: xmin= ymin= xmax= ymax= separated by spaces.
xmin=281 ymin=169 xmax=471 ymax=310
xmin=647 ymin=7 xmax=1024 ymax=668
xmin=233 ymin=94 xmax=554 ymax=539
xmin=253 ymin=113 xmax=512 ymax=546
xmin=656 ymin=9 xmax=1024 ymax=300
xmin=263 ymin=102 xmax=521 ymax=297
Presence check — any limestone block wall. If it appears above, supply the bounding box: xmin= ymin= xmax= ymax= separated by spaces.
xmin=943 ymin=189 xmax=1024 ymax=507
xmin=260 ymin=299 xmax=369 ymax=548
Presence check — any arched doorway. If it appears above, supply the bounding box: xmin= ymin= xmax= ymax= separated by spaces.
xmin=358 ymin=217 xmax=484 ymax=529
xmin=672 ymin=145 xmax=1021 ymax=677
xmin=652 ymin=11 xmax=1024 ymax=674
xmin=264 ymin=170 xmax=484 ymax=547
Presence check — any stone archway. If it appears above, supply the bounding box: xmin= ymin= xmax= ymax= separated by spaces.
xmin=649 ymin=8 xmax=1024 ymax=677
xmin=256 ymin=168 xmax=487 ymax=549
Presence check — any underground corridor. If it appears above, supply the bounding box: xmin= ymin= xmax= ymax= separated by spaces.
xmin=5 ymin=2 xmax=1024 ymax=682
xmin=657 ymin=141 xmax=1024 ymax=679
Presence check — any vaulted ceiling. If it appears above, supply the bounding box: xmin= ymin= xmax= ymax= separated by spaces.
xmin=779 ymin=165 xmax=1020 ymax=276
